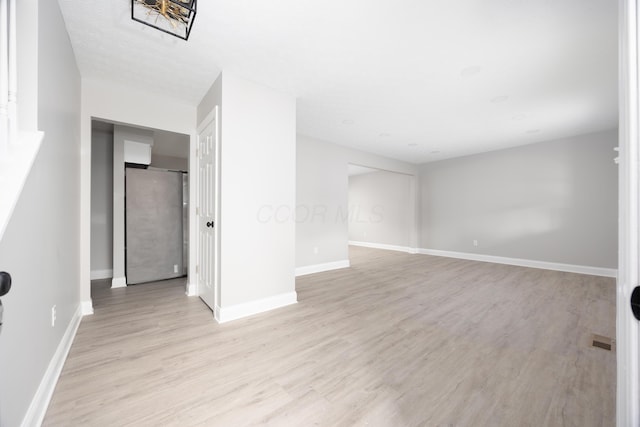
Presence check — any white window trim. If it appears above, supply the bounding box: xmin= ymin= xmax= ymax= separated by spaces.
xmin=0 ymin=0 xmax=9 ymax=135
xmin=0 ymin=0 xmax=44 ymax=241
xmin=0 ymin=0 xmax=16 ymax=140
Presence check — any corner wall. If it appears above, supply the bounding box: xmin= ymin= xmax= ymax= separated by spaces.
xmin=296 ymin=135 xmax=418 ymax=273
xmin=419 ymin=129 xmax=618 ymax=269
xmin=196 ymin=72 xmax=297 ymax=320
xmin=219 ymin=72 xmax=297 ymax=311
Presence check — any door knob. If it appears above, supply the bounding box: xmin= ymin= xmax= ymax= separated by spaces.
xmin=0 ymin=272 xmax=11 ymax=297
xmin=631 ymin=286 xmax=640 ymax=321
xmin=206 ymin=221 xmax=214 ymax=228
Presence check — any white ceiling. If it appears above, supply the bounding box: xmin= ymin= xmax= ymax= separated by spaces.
xmin=59 ymin=0 xmax=618 ymax=164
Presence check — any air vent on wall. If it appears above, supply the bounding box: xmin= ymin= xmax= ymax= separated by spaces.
xmin=591 ymin=334 xmax=614 ymax=351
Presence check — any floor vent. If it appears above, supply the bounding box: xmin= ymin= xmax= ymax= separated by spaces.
xmin=591 ymin=334 xmax=614 ymax=351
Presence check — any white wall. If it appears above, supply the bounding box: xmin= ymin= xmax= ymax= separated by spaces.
xmin=90 ymin=127 xmax=113 ymax=278
xmin=0 ymin=0 xmax=81 ymax=425
xmin=419 ymin=129 xmax=618 ymax=268
xmin=296 ymin=138 xmax=349 ymax=269
xmin=80 ymin=79 xmax=197 ymax=308
xmin=219 ymin=72 xmax=297 ymax=308
xmin=296 ymin=135 xmax=418 ymax=270
xmin=349 ymin=170 xmax=413 ymax=248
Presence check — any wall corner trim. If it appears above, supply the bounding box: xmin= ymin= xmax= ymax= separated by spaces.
xmin=90 ymin=269 xmax=113 ymax=280
xmin=349 ymin=241 xmax=417 ymax=254
xmin=20 ymin=306 xmax=82 ymax=427
xmin=418 ymin=248 xmax=618 ymax=278
xmin=216 ymin=292 xmax=298 ymax=324
xmin=80 ymin=300 xmax=94 ymax=316
xmin=185 ymin=282 xmax=197 ymax=297
xmin=111 ymin=277 xmax=127 ymax=288
xmin=295 ymin=260 xmax=350 ymax=277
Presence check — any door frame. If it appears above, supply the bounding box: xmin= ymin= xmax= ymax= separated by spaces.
xmin=618 ymin=0 xmax=640 ymax=425
xmin=85 ymin=117 xmax=197 ymax=303
xmin=193 ymin=106 xmax=221 ymax=311
xmin=346 ymin=163 xmax=419 ymax=254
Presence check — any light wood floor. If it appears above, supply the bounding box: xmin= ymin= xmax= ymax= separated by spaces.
xmin=44 ymin=247 xmax=616 ymax=426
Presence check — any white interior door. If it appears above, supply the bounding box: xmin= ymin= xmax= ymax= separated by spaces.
xmin=197 ymin=108 xmax=218 ymax=311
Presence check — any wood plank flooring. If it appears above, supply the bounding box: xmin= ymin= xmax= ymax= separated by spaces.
xmin=43 ymin=246 xmax=616 ymax=426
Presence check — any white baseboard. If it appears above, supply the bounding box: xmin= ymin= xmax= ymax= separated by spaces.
xmin=349 ymin=240 xmax=418 ymax=254
xmin=21 ymin=306 xmax=82 ymax=427
xmin=90 ymin=269 xmax=112 ymax=280
xmin=111 ymin=276 xmax=127 ymax=288
xmin=185 ymin=281 xmax=197 ymax=296
xmin=295 ymin=260 xmax=350 ymax=277
xmin=80 ymin=300 xmax=94 ymax=315
xmin=419 ymin=248 xmax=618 ymax=278
xmin=215 ymin=291 xmax=298 ymax=324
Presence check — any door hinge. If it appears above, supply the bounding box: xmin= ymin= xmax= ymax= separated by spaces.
xmin=196 ymin=207 xmax=199 ymax=215
xmin=196 ymin=265 xmax=199 ymax=274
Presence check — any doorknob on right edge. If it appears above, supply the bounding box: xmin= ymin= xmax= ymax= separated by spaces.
xmin=206 ymin=221 xmax=214 ymax=228
xmin=0 ymin=272 xmax=10 ymax=336
xmin=631 ymin=286 xmax=640 ymax=321
xmin=0 ymin=272 xmax=11 ymax=297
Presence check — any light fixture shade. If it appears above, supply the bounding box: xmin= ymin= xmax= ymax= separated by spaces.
xmin=131 ymin=0 xmax=197 ymax=41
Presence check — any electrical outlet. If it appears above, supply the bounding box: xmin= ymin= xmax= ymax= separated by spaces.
xmin=51 ymin=305 xmax=56 ymax=327
xmin=473 ymin=240 xmax=478 ymax=247
xmin=173 ymin=264 xmax=179 ymax=273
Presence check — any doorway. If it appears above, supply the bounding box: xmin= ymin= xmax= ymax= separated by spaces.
xmin=89 ymin=119 xmax=191 ymax=295
xmin=347 ymin=163 xmax=417 ymax=255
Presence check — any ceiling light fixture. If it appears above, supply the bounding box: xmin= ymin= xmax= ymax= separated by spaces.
xmin=131 ymin=0 xmax=197 ymax=41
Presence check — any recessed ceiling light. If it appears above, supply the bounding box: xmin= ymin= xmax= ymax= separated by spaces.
xmin=430 ymin=150 xmax=440 ymax=154
xmin=379 ymin=133 xmax=391 ymax=137
xmin=460 ymin=66 xmax=482 ymax=77
xmin=526 ymin=129 xmax=540 ymax=134
xmin=342 ymin=119 xmax=354 ymax=125
xmin=408 ymin=143 xmax=418 ymax=147
xmin=512 ymin=114 xmax=527 ymax=120
xmin=491 ymin=96 xmax=509 ymax=103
